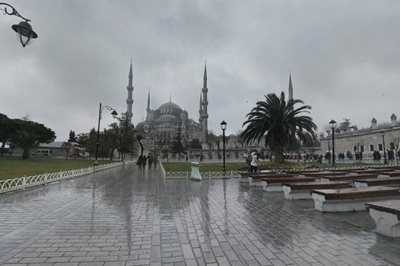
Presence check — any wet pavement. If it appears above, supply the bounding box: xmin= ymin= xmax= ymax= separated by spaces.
xmin=0 ymin=163 xmax=399 ymax=266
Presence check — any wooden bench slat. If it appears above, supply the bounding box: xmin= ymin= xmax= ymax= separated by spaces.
xmin=262 ymin=177 xmax=314 ymax=183
xmin=311 ymin=186 xmax=400 ymax=200
xmin=283 ymin=181 xmax=351 ymax=190
xmin=324 ymin=174 xmax=377 ymax=181
xmin=366 ymin=200 xmax=400 ymax=215
xmin=305 ymin=172 xmax=346 ymax=177
xmin=355 ymin=177 xmax=400 ymax=186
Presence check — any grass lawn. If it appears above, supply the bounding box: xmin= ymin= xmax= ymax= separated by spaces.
xmin=0 ymin=157 xmax=110 ymax=180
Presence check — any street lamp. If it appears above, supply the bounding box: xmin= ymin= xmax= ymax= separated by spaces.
xmin=95 ymin=103 xmax=118 ymax=165
xmin=220 ymin=120 xmax=227 ymax=174
xmin=0 ymin=3 xmax=38 ymax=47
xmin=382 ymin=133 xmax=388 ymax=164
xmin=329 ymin=119 xmax=337 ymax=168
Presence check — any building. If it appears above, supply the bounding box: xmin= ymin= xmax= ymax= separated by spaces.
xmin=320 ymin=114 xmax=400 ymax=161
xmin=135 ymin=64 xmax=209 ymax=158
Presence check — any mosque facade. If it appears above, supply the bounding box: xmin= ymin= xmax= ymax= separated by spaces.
xmin=133 ymin=65 xmax=209 ymax=153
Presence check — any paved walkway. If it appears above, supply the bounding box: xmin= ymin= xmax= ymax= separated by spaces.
xmin=0 ymin=164 xmax=399 ymax=266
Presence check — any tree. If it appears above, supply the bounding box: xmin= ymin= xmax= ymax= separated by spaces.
xmin=0 ymin=114 xmax=16 ymax=156
xmin=301 ymin=132 xmax=320 ymax=148
xmin=77 ymin=128 xmax=97 ymax=159
xmin=68 ymin=130 xmax=77 ymax=142
xmin=241 ymin=92 xmax=316 ymax=163
xmin=117 ymin=113 xmax=135 ymax=160
xmin=11 ymin=118 xmax=56 ymax=159
xmin=338 ymin=118 xmax=357 ymax=132
xmin=207 ymin=130 xmax=218 ymax=150
xmin=170 ymin=127 xmax=185 ymax=159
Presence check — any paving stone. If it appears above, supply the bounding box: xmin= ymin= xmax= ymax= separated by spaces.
xmin=0 ymin=165 xmax=399 ymax=266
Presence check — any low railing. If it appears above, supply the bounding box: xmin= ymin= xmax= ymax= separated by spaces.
xmin=165 ymin=170 xmax=240 ymax=179
xmin=0 ymin=161 xmax=131 ymax=194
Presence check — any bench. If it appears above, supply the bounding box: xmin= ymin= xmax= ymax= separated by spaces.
xmin=261 ymin=176 xmax=314 ymax=191
xmin=239 ymin=172 xmax=292 ymax=183
xmin=247 ymin=174 xmax=296 ymax=187
xmin=380 ymin=171 xmax=400 ymax=177
xmin=321 ymin=173 xmax=377 ymax=182
xmin=304 ymin=171 xmax=346 ymax=178
xmin=311 ymin=186 xmax=400 ymax=212
xmin=366 ymin=200 xmax=400 ymax=237
xmin=354 ymin=177 xmax=400 ymax=188
xmin=350 ymin=168 xmax=395 ymax=174
xmin=282 ymin=181 xmax=351 ymax=200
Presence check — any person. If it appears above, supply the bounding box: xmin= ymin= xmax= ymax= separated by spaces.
xmin=245 ymin=153 xmax=252 ymax=172
xmin=153 ymin=155 xmax=158 ymax=168
xmin=147 ymin=153 xmax=153 ymax=168
xmin=250 ymin=151 xmax=258 ymax=172
xmin=137 ymin=155 xmax=143 ymax=171
xmin=142 ymin=155 xmax=147 ymax=169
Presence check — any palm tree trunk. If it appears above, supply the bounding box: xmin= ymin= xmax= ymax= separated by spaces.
xmin=274 ymin=144 xmax=284 ymax=163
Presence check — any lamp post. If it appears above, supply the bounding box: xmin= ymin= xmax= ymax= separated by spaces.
xmin=329 ymin=119 xmax=337 ymax=168
xmin=95 ymin=103 xmax=118 ymax=165
xmin=220 ymin=120 xmax=227 ymax=175
xmin=0 ymin=3 xmax=38 ymax=47
xmin=382 ymin=133 xmax=388 ymax=164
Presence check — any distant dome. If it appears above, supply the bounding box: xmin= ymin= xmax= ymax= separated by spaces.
xmin=158 ymin=101 xmax=182 ymax=114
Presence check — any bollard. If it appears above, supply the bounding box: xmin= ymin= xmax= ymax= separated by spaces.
xmin=190 ymin=162 xmax=202 ymax=181
xmin=22 ymin=176 xmax=26 ymax=190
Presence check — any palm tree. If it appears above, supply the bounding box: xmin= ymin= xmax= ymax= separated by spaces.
xmin=241 ymin=92 xmax=316 ymax=163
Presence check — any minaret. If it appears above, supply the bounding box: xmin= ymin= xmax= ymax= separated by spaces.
xmin=201 ymin=63 xmax=208 ymax=142
xmin=288 ymin=73 xmax=293 ymax=101
xmin=126 ymin=62 xmax=134 ymax=124
xmin=146 ymin=90 xmax=151 ymax=120
xmin=199 ymin=94 xmax=203 ymax=125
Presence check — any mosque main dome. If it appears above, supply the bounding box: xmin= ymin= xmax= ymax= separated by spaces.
xmin=157 ymin=101 xmax=182 ymax=114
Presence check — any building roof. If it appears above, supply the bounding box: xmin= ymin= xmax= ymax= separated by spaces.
xmin=38 ymin=141 xmax=65 ymax=148
xmin=157 ymin=101 xmax=182 ymax=112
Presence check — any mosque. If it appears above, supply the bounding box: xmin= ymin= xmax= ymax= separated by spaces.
xmin=125 ymin=62 xmax=209 ymax=157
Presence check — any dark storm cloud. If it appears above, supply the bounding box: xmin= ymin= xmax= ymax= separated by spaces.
xmin=1 ymin=0 xmax=400 ymax=140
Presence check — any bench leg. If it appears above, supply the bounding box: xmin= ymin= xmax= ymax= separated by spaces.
xmin=369 ymin=208 xmax=400 ymax=237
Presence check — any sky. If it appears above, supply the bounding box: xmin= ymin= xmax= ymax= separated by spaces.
xmin=1 ymin=0 xmax=400 ymax=141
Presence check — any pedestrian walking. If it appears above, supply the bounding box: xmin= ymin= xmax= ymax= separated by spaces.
xmin=137 ymin=155 xmax=143 ymax=171
xmin=153 ymin=155 xmax=158 ymax=168
xmin=147 ymin=153 xmax=153 ymax=168
xmin=250 ymin=151 xmax=258 ymax=172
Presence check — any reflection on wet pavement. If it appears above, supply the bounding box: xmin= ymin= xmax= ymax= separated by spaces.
xmin=0 ymin=163 xmax=399 ymax=265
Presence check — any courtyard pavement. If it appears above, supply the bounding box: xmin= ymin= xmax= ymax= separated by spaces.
xmin=0 ymin=163 xmax=399 ymax=266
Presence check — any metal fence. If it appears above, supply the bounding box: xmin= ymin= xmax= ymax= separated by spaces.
xmin=0 ymin=161 xmax=131 ymax=194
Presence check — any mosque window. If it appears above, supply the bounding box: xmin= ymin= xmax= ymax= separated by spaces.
xmin=379 ymin=144 xmax=383 ymax=151
xmin=370 ymin=145 xmax=374 ymax=151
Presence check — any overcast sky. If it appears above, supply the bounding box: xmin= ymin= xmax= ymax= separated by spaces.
xmin=1 ymin=0 xmax=400 ymax=141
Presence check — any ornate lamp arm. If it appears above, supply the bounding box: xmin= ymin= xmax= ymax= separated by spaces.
xmin=100 ymin=105 xmax=117 ymax=120
xmin=0 ymin=2 xmax=30 ymax=22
